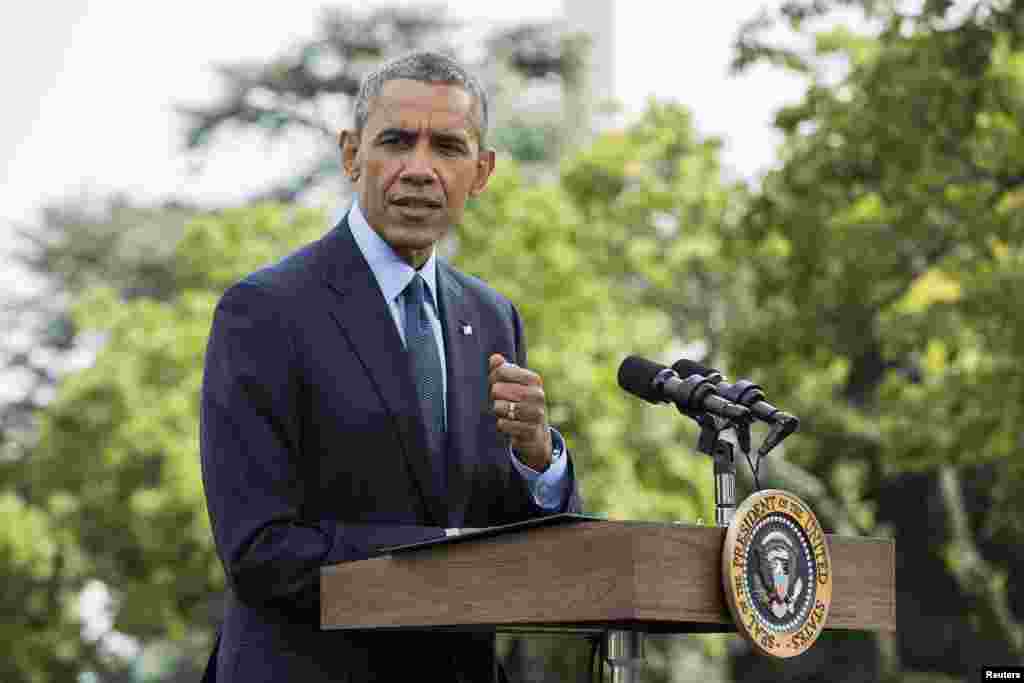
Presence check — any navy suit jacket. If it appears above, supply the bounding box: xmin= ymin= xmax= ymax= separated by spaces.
xmin=200 ymin=216 xmax=582 ymax=682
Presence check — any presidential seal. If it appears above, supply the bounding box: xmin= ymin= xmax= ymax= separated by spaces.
xmin=722 ymin=489 xmax=832 ymax=658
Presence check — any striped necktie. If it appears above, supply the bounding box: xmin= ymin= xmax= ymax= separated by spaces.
xmin=402 ymin=273 xmax=446 ymax=490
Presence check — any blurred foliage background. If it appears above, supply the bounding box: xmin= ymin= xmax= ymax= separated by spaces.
xmin=2 ymin=1 xmax=1023 ymax=681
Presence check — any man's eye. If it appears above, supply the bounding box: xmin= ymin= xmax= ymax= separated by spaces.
xmin=439 ymin=143 xmax=465 ymax=156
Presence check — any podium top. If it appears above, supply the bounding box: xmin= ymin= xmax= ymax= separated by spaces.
xmin=322 ymin=518 xmax=895 ymax=634
xmin=381 ymin=512 xmax=596 ymax=554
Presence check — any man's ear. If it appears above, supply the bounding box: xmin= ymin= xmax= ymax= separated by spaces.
xmin=469 ymin=148 xmax=496 ymax=197
xmin=339 ymin=130 xmax=360 ymax=180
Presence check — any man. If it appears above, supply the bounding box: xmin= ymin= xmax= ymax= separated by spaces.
xmin=199 ymin=51 xmax=582 ymax=682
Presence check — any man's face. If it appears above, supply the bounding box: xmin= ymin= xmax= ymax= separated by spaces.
xmin=341 ymin=78 xmax=495 ymax=267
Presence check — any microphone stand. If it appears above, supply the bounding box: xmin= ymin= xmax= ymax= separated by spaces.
xmin=695 ymin=413 xmax=749 ymax=527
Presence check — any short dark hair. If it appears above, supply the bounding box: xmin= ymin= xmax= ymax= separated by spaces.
xmin=353 ymin=50 xmax=490 ymax=147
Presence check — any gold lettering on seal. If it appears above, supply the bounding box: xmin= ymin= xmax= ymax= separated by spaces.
xmin=788 ymin=600 xmax=827 ymax=650
xmin=804 ymin=515 xmax=830 ymax=585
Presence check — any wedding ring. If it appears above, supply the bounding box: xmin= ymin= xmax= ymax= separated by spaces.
xmin=508 ymin=402 xmax=517 ymax=420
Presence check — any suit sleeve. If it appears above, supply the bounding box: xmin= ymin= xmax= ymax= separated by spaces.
xmin=509 ymin=302 xmax=583 ymax=515
xmin=200 ymin=282 xmax=444 ymax=612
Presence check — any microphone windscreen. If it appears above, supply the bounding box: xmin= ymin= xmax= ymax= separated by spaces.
xmin=672 ymin=358 xmax=717 ymax=379
xmin=617 ymin=355 xmax=667 ymax=404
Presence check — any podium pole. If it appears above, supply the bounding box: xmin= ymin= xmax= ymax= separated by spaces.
xmin=601 ymin=434 xmax=736 ymax=680
xmin=604 ymin=630 xmax=644 ymax=682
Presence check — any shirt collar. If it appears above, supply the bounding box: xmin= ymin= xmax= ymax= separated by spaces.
xmin=347 ymin=198 xmax=439 ymax=308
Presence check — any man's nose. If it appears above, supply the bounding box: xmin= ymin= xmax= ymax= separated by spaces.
xmin=400 ymin=143 xmax=436 ymax=185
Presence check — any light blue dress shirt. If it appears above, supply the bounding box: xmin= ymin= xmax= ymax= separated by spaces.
xmin=347 ymin=200 xmax=569 ymax=509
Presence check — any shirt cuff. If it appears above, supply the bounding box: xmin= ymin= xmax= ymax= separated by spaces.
xmin=508 ymin=428 xmax=571 ymax=510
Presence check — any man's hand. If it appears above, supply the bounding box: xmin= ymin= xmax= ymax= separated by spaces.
xmin=488 ymin=353 xmax=553 ymax=472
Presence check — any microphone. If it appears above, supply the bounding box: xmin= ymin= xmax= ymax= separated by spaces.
xmin=672 ymin=359 xmax=796 ymax=423
xmin=617 ymin=356 xmax=751 ymax=422
xmin=671 ymin=358 xmax=799 ymax=455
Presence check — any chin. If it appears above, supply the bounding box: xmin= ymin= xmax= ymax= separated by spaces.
xmin=383 ymin=225 xmax=446 ymax=251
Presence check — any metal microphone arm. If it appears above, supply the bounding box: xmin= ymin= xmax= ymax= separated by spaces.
xmin=757 ymin=411 xmax=800 ymax=457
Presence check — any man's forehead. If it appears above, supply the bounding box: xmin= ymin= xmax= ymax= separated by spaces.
xmin=365 ymin=79 xmax=479 ymax=137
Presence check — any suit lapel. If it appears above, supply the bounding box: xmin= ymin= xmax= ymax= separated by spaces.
xmin=319 ymin=217 xmax=448 ymax=526
xmin=437 ymin=262 xmax=483 ymax=526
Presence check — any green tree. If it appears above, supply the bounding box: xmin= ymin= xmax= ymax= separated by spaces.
xmin=724 ymin=1 xmax=1024 ymax=679
xmin=20 ymin=205 xmax=327 ymax=682
xmin=0 ymin=195 xmax=198 ymax=683
xmin=2 ymin=196 xmax=195 ymax=453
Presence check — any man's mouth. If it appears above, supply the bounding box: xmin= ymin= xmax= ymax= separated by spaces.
xmin=390 ymin=196 xmax=443 ymax=210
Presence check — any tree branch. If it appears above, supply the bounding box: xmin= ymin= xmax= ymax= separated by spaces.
xmin=937 ymin=466 xmax=1024 ymax=660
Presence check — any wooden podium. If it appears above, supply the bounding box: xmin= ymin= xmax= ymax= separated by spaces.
xmin=321 ymin=518 xmax=895 ymax=635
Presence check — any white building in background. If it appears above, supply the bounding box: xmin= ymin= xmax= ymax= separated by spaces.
xmin=485 ymin=0 xmax=617 ymax=142
xmin=563 ymin=0 xmax=616 ymax=117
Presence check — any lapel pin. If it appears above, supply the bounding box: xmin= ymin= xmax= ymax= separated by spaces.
xmin=461 ymin=323 xmax=473 ymax=336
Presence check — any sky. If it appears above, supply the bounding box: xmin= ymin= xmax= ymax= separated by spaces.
xmin=0 ymin=0 xmax=809 ymax=234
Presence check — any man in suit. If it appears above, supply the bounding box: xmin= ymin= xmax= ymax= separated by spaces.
xmin=199 ymin=50 xmax=582 ymax=681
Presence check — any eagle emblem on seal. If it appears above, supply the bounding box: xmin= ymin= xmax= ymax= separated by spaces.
xmin=752 ymin=530 xmax=805 ymax=619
